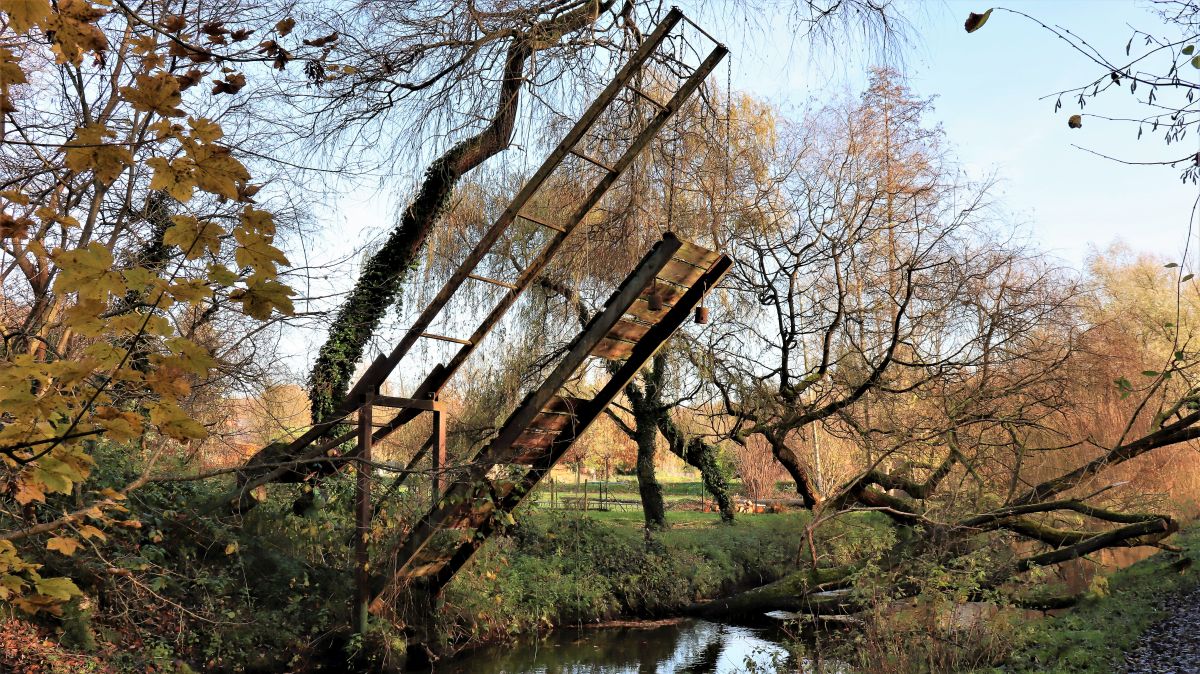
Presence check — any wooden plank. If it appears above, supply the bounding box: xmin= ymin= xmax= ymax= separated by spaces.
xmin=528 ymin=411 xmax=576 ymax=433
xmin=543 ymin=395 xmax=586 ymax=416
xmin=623 ymin=282 xmax=689 ymax=322
xmin=512 ymin=429 xmax=556 ymax=451
xmin=657 ymin=257 xmax=707 ymax=287
xmin=606 ymin=318 xmax=651 ymax=342
xmin=674 ymin=240 xmax=721 ymax=268
xmin=373 ymin=396 xmax=443 ymax=411
xmin=591 ymin=337 xmax=636 ymax=360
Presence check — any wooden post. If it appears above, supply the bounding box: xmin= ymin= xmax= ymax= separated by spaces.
xmin=354 ymin=390 xmax=374 ymax=636
xmin=431 ymin=404 xmax=446 ymax=508
xmin=583 ymin=479 xmax=589 ymax=512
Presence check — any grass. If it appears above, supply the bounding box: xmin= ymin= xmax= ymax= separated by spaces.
xmin=999 ymin=523 xmax=1200 ymax=673
xmin=433 ymin=509 xmax=810 ymax=648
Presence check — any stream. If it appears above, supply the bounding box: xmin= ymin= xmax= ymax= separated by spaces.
xmin=418 ymin=618 xmax=830 ymax=673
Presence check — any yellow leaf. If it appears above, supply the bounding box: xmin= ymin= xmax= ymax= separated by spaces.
xmin=208 ymin=263 xmax=240 ymax=286
xmin=52 ymin=242 xmax=124 ymax=301
xmin=165 ymin=337 xmax=216 ymax=375
xmin=0 ymin=0 xmax=51 ymax=32
xmin=147 ymin=156 xmax=197 ymax=202
xmin=33 ymin=576 xmax=81 ymax=601
xmin=224 ymin=542 xmax=238 ymax=555
xmin=230 ymin=274 xmax=295 ymax=320
xmin=190 ymin=143 xmax=249 ymax=200
xmin=45 ymin=537 xmax=80 ymax=557
xmin=239 ymin=206 xmax=274 ymax=235
xmin=44 ymin=0 xmax=109 ymax=65
xmin=163 ymin=215 xmax=224 ymax=259
xmin=233 ymin=228 xmax=289 ymax=271
xmin=119 ymin=71 xmax=182 ymax=116
xmin=63 ymin=123 xmax=132 ymax=186
xmin=12 ymin=478 xmax=44 ymax=505
xmin=0 ymin=48 xmax=27 ymax=86
xmin=148 ymin=401 xmax=208 ymax=441
xmin=188 ymin=117 xmax=223 ymax=143
xmin=77 ymin=525 xmax=106 ymax=541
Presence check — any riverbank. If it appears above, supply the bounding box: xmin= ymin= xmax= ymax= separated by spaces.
xmin=428 ymin=509 xmax=815 ymax=652
xmin=998 ymin=523 xmax=1200 ymax=673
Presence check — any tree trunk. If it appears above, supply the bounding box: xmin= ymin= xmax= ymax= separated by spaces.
xmin=767 ymin=432 xmax=819 ymax=508
xmin=630 ymin=381 xmax=667 ymax=530
xmin=656 ymin=411 xmax=734 ymax=522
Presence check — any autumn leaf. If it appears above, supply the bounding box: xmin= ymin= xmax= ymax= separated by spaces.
xmin=234 ymin=228 xmax=289 ymax=271
xmin=52 ymin=242 xmax=125 ymax=301
xmin=165 ymin=337 xmax=217 ymax=375
xmin=964 ymin=8 xmax=992 ymax=33
xmin=149 ymin=401 xmax=209 ymax=440
xmin=120 ymin=71 xmax=183 ymax=116
xmin=46 ymin=537 xmax=81 ymax=557
xmin=12 ymin=478 xmax=45 ymax=505
xmin=188 ymin=116 xmax=224 ymax=143
xmin=0 ymin=0 xmax=52 ymax=32
xmin=190 ymin=143 xmax=249 ymax=199
xmin=43 ymin=0 xmax=109 ymax=65
xmin=147 ymin=156 xmax=198 ymax=201
xmin=230 ymin=274 xmax=295 ymax=319
xmin=63 ymin=123 xmax=133 ymax=186
xmin=33 ymin=576 xmax=81 ymax=602
xmin=164 ymin=214 xmax=224 ymax=259
xmin=275 ymin=17 xmax=295 ymax=36
xmin=1068 ymin=114 xmax=1083 ymax=129
xmin=77 ymin=525 xmax=106 ymax=541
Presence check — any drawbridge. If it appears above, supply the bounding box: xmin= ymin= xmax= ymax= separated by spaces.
xmin=233 ymin=8 xmax=729 ymax=629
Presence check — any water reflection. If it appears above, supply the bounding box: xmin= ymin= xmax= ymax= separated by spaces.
xmin=426 ymin=619 xmax=796 ymax=673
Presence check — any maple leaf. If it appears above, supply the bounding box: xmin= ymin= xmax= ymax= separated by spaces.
xmin=191 ymin=143 xmax=249 ymax=199
xmin=0 ymin=48 xmax=28 ymax=87
xmin=149 ymin=401 xmax=208 ymax=440
xmin=187 ymin=116 xmax=223 ymax=143
xmin=0 ymin=0 xmax=51 ymax=32
xmin=240 ymin=206 xmax=275 ymax=235
xmin=46 ymin=537 xmax=80 ymax=557
xmin=52 ymin=242 xmax=125 ymax=301
xmin=164 ymin=214 xmax=224 ymax=259
xmin=234 ymin=228 xmax=289 ymax=271
xmin=12 ymin=478 xmax=45 ymax=505
xmin=230 ymin=273 xmax=295 ymax=319
xmin=33 ymin=576 xmax=81 ymax=602
xmin=146 ymin=156 xmax=197 ymax=201
xmin=120 ymin=71 xmax=183 ymax=116
xmin=165 ymin=337 xmax=217 ymax=375
xmin=43 ymin=0 xmax=109 ymax=64
xmin=63 ymin=123 xmax=132 ymax=186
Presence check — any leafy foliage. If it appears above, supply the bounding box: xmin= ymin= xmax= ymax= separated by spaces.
xmin=0 ymin=0 xmax=297 ymax=612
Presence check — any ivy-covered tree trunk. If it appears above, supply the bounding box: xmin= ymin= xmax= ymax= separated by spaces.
xmin=616 ymin=353 xmax=735 ymax=524
xmin=628 ymin=380 xmax=667 ymax=530
xmin=306 ymin=42 xmax=531 ymax=424
xmin=656 ymin=408 xmax=735 ymax=522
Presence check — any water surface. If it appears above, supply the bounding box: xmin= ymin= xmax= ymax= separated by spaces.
xmin=425 ymin=618 xmax=800 ymax=673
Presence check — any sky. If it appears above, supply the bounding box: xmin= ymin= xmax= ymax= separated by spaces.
xmin=706 ymin=0 xmax=1200 ymax=268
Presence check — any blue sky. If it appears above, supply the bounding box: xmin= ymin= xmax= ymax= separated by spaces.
xmin=704 ymin=0 xmax=1200 ymax=268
